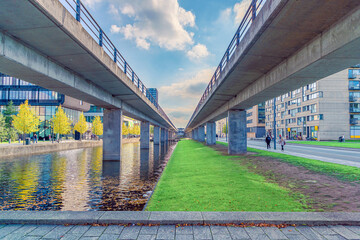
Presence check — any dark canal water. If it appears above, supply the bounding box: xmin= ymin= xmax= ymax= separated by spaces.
xmin=0 ymin=142 xmax=174 ymax=211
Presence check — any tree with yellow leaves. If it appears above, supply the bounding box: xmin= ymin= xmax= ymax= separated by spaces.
xmin=74 ymin=112 xmax=88 ymax=140
xmin=122 ymin=122 xmax=129 ymax=137
xmin=133 ymin=124 xmax=140 ymax=136
xmin=51 ymin=105 xmax=72 ymax=142
xmin=13 ymin=100 xmax=40 ymax=144
xmin=92 ymin=116 xmax=103 ymax=139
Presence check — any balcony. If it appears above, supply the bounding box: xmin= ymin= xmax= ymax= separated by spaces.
xmin=350 ymin=107 xmax=360 ymax=113
xmin=350 ymin=119 xmax=359 ymax=125
xmin=350 ymin=96 xmax=357 ymax=102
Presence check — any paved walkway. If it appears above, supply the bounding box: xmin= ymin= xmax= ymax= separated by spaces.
xmin=1 ymin=223 xmax=360 ymax=240
xmin=218 ymin=138 xmax=360 ymax=168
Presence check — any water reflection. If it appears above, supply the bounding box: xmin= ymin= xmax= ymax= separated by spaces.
xmin=0 ymin=141 xmax=174 ymax=211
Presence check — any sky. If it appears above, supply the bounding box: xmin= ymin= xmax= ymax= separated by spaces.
xmin=71 ymin=0 xmax=252 ymax=128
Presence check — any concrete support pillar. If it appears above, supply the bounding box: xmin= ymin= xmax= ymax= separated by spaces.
xmin=140 ymin=121 xmax=150 ymax=149
xmin=194 ymin=129 xmax=198 ymax=141
xmin=161 ymin=128 xmax=166 ymax=143
xmin=198 ymin=125 xmax=205 ymax=142
xmin=153 ymin=126 xmax=160 ymax=145
xmin=228 ymin=110 xmax=247 ymax=154
xmin=206 ymin=122 xmax=216 ymax=145
xmin=165 ymin=130 xmax=169 ymax=142
xmin=103 ymin=109 xmax=122 ymax=161
xmin=192 ymin=130 xmax=194 ymax=140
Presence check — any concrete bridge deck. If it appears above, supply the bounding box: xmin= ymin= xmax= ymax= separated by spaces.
xmin=0 ymin=0 xmax=176 ymax=160
xmin=187 ymin=0 xmax=360 ymax=154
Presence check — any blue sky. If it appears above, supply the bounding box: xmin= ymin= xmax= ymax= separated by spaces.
xmin=74 ymin=0 xmax=251 ymax=127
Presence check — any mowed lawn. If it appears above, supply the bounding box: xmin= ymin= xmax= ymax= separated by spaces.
xmin=146 ymin=139 xmax=307 ymax=212
xmin=290 ymin=140 xmax=360 ymax=149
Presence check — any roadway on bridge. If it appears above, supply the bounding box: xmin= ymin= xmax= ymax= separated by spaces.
xmin=218 ymin=138 xmax=360 ymax=168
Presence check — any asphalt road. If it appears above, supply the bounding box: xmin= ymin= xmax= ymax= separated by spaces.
xmin=218 ymin=138 xmax=360 ymax=168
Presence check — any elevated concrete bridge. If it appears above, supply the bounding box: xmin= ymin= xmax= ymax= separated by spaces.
xmin=186 ymin=0 xmax=360 ymax=154
xmin=0 ymin=0 xmax=176 ymax=160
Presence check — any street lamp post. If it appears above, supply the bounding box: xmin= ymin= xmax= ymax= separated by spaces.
xmin=273 ymin=97 xmax=276 ymax=150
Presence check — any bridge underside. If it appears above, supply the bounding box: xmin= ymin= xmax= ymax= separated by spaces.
xmin=188 ymin=0 xmax=360 ymax=129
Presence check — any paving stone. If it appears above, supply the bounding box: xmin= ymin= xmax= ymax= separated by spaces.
xmin=0 ymin=225 xmax=6 ymax=229
xmin=0 ymin=224 xmax=24 ymax=237
xmin=103 ymin=225 xmax=124 ymax=235
xmin=149 ymin=212 xmax=203 ymax=224
xmin=193 ymin=226 xmax=212 ymax=240
xmin=60 ymin=233 xmax=83 ymax=240
xmin=210 ymin=225 xmax=229 ymax=235
xmin=5 ymin=224 xmax=37 ymax=237
xmin=227 ymin=226 xmax=250 ymax=239
xmin=176 ymin=226 xmax=193 ymax=235
xmin=285 ymin=235 xmax=307 ymax=240
xmin=21 ymin=237 xmax=42 ymax=240
xmin=83 ymin=226 xmax=107 ymax=237
xmin=138 ymin=235 xmax=157 ymax=240
xmin=262 ymin=227 xmax=288 ymax=240
xmin=322 ymin=235 xmax=347 ymax=240
xmin=140 ymin=226 xmax=159 ymax=235
xmin=329 ymin=225 xmax=360 ymax=239
xmin=212 ymin=234 xmax=232 ymax=240
xmin=175 ymin=235 xmax=194 ymax=240
xmin=311 ymin=226 xmax=337 ymax=235
xmin=68 ymin=225 xmax=91 ymax=235
xmin=245 ymin=227 xmax=270 ymax=240
xmin=98 ymin=233 xmax=120 ymax=240
xmin=42 ymin=225 xmax=73 ymax=239
xmin=295 ymin=226 xmax=325 ymax=240
xmin=345 ymin=226 xmax=360 ymax=235
xmin=322 ymin=212 xmax=360 ymax=225
xmin=280 ymin=226 xmax=300 ymax=235
xmin=79 ymin=237 xmax=98 ymax=240
xmin=202 ymin=212 xmax=262 ymax=224
xmin=157 ymin=225 xmax=175 ymax=239
xmin=119 ymin=226 xmax=141 ymax=239
xmin=100 ymin=211 xmax=150 ymax=224
xmin=27 ymin=225 xmax=57 ymax=236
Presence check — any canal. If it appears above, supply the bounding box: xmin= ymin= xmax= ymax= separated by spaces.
xmin=0 ymin=142 xmax=175 ymax=211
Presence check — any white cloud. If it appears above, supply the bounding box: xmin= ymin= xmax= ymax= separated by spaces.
xmin=186 ymin=44 xmax=210 ymax=60
xmin=159 ymin=68 xmax=215 ymax=127
xmin=81 ymin=0 xmax=103 ymax=8
xmin=108 ymin=4 xmax=119 ymax=15
xmin=109 ymin=0 xmax=195 ymax=51
xmin=234 ymin=0 xmax=251 ymax=24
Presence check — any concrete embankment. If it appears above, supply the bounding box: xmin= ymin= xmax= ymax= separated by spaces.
xmin=0 ymin=140 xmax=102 ymax=158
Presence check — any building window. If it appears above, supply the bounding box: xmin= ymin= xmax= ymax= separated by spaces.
xmin=349 ymin=81 xmax=360 ymax=90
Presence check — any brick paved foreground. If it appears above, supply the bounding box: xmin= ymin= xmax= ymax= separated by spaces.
xmin=1 ymin=224 xmax=360 ymax=240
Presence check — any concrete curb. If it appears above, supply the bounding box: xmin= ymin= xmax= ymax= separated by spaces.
xmin=0 ymin=211 xmax=359 ymax=225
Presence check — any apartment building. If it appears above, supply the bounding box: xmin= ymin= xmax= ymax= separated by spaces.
xmin=246 ymin=103 xmax=265 ymax=138
xmin=265 ymin=67 xmax=360 ymax=140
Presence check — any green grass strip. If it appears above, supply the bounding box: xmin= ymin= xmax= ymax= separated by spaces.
xmin=146 ymin=139 xmax=308 ymax=212
xmin=290 ymin=140 xmax=360 ymax=149
xmin=217 ymin=141 xmax=360 ymax=182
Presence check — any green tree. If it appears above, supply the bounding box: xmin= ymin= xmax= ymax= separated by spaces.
xmin=3 ymin=100 xmax=18 ymax=141
xmin=222 ymin=123 xmax=228 ymax=134
xmin=92 ymin=116 xmax=103 ymax=139
xmin=0 ymin=113 xmax=6 ymax=142
xmin=74 ymin=112 xmax=88 ymax=140
xmin=150 ymin=125 xmax=154 ymax=134
xmin=13 ymin=100 xmax=40 ymax=144
xmin=52 ymin=105 xmax=72 ymax=142
xmin=122 ymin=122 xmax=129 ymax=137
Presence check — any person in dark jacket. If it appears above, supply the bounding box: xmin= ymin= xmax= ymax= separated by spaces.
xmin=265 ymin=135 xmax=271 ymax=149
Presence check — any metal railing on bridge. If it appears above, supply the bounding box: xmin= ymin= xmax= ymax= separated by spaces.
xmin=187 ymin=0 xmax=266 ymax=128
xmin=60 ymin=0 xmax=174 ymax=127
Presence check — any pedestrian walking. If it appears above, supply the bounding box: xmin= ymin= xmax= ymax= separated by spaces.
xmin=34 ymin=133 xmax=38 ymax=143
xmin=279 ymin=137 xmax=286 ymax=151
xmin=265 ymin=135 xmax=271 ymax=149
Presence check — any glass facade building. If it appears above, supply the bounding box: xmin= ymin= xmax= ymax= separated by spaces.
xmin=0 ymin=73 xmax=88 ymax=140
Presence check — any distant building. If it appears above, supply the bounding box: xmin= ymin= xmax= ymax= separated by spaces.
xmin=265 ymin=67 xmax=360 ymax=140
xmin=246 ymin=102 xmax=266 ymax=138
xmin=147 ymin=88 xmax=158 ymax=103
xmin=0 ymin=73 xmax=90 ymax=140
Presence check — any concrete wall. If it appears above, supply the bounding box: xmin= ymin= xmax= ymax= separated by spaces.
xmin=0 ymin=140 xmax=102 ymax=159
xmin=318 ymin=70 xmax=350 ymax=140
